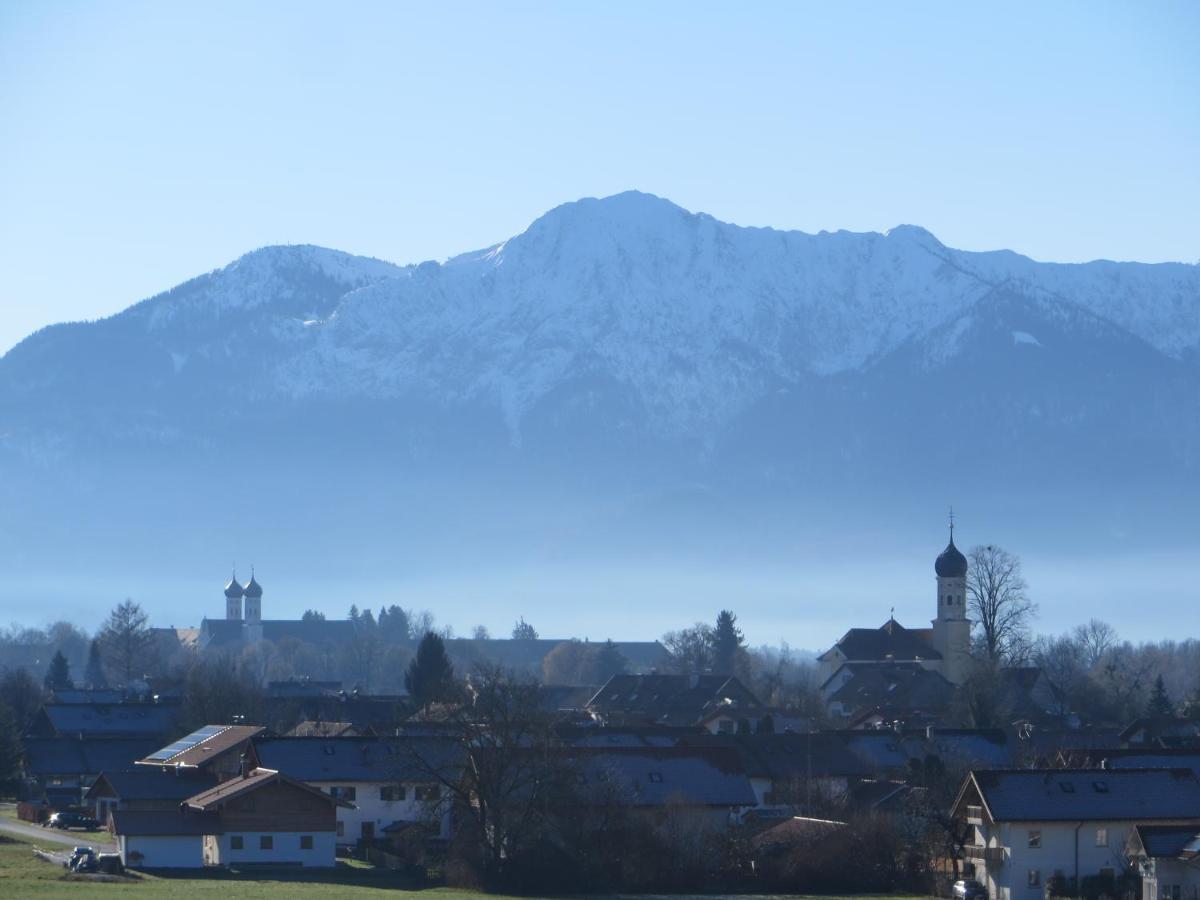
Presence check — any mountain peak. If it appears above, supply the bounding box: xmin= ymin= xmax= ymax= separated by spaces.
xmin=885 ymin=224 xmax=942 ymax=246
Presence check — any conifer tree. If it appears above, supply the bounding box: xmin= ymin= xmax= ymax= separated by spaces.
xmin=1146 ymin=674 xmax=1174 ymax=718
xmin=711 ymin=609 xmax=746 ymax=676
xmin=84 ymin=639 xmax=107 ymax=688
xmin=405 ymin=632 xmax=456 ymax=709
xmin=44 ymin=650 xmax=73 ymax=692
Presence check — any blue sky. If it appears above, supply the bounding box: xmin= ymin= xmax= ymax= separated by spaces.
xmin=2 ymin=1 xmax=1198 ymax=354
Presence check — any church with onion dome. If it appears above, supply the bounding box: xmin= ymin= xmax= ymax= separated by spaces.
xmin=198 ymin=570 xmax=356 ymax=652
xmin=818 ymin=521 xmax=975 ymax=721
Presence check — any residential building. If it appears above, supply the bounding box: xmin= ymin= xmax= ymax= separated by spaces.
xmin=951 ymin=768 xmax=1200 ymax=900
xmin=586 ymin=673 xmax=764 ymax=728
xmin=1127 ymin=825 xmax=1200 ymax=900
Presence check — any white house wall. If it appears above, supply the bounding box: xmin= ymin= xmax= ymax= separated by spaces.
xmin=313 ymin=780 xmax=450 ymax=843
xmin=120 ymin=834 xmax=205 ymax=869
xmin=212 ymin=831 xmax=336 ymax=867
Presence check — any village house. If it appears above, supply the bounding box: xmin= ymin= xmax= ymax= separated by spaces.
xmin=249 ymin=735 xmax=460 ymax=846
xmin=586 ymin=673 xmax=765 ymax=729
xmin=109 ymin=762 xmax=343 ymax=869
xmin=951 ymin=768 xmax=1200 ymax=900
xmin=1126 ymin=825 xmax=1200 ymax=900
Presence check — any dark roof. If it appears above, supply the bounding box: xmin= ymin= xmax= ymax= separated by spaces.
xmin=1133 ymin=825 xmax=1200 ymax=860
xmin=138 ymin=724 xmax=265 ymax=768
xmin=1119 ymin=717 xmax=1200 ymax=747
xmin=184 ymin=767 xmax=341 ymax=811
xmin=823 ymin=620 xmax=940 ymax=663
xmin=111 ymin=808 xmax=222 ymax=836
xmin=827 ymin=663 xmax=955 ymax=714
xmin=678 ymin=731 xmax=910 ymax=780
xmin=965 ymin=768 xmax=1200 ymax=822
xmin=574 ymin=747 xmax=756 ymax=808
xmin=32 ymin=703 xmax=178 ymax=737
xmin=935 ymin=538 xmax=968 ymax=578
xmin=243 ymin=576 xmax=262 ymax=598
xmin=251 ymin=736 xmax=462 ymax=783
xmin=1103 ymin=750 xmax=1200 ymax=777
xmin=224 ymin=577 xmax=244 ymax=598
xmin=23 ymin=737 xmax=162 ymax=776
xmin=587 ymin=674 xmax=763 ymax=726
xmin=87 ymin=768 xmax=216 ymax=802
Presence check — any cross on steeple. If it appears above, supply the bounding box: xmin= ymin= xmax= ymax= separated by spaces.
xmin=948 ymin=506 xmax=955 ymax=541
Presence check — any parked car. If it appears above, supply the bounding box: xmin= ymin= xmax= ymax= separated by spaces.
xmin=46 ymin=812 xmax=100 ymax=831
xmin=954 ymin=879 xmax=988 ymax=900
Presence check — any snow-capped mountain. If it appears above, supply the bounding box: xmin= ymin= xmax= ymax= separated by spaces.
xmin=1 ymin=192 xmax=1197 ymax=576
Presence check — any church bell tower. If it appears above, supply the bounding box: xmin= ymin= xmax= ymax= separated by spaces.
xmin=224 ymin=573 xmax=244 ymax=621
xmin=931 ymin=511 xmax=972 ymax=684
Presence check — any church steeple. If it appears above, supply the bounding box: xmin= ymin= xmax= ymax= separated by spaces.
xmin=931 ymin=510 xmax=971 ymax=684
xmin=224 ymin=570 xmax=244 ymax=621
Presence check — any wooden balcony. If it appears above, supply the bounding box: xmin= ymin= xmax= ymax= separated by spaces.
xmin=963 ymin=845 xmax=1005 ymax=865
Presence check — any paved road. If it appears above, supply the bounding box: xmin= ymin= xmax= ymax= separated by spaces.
xmin=0 ymin=813 xmax=117 ymax=852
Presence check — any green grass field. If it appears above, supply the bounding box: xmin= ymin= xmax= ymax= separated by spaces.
xmin=0 ymin=832 xmax=926 ymax=899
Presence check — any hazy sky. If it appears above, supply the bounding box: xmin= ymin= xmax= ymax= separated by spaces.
xmin=2 ymin=1 xmax=1198 ymax=354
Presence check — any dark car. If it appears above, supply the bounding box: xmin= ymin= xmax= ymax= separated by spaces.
xmin=46 ymin=812 xmax=100 ymax=831
xmin=954 ymin=879 xmax=988 ymax=900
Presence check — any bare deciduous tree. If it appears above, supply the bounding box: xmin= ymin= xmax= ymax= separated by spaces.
xmin=966 ymin=545 xmax=1036 ymax=664
xmin=1073 ymin=619 xmax=1118 ymax=669
xmin=98 ymin=599 xmax=158 ymax=685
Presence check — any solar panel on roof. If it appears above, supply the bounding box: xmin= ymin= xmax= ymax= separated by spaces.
xmin=145 ymin=725 xmax=226 ymax=761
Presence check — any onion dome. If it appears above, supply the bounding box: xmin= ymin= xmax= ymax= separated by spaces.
xmin=935 ymin=538 xmax=968 ymax=578
xmin=243 ymin=575 xmax=263 ymax=599
xmin=224 ymin=576 xmax=244 ymax=598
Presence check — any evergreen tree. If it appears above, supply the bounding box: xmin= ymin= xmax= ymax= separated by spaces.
xmin=1146 ymin=674 xmax=1174 ymax=718
xmin=379 ymin=605 xmax=411 ymax=641
xmin=84 ymin=638 xmax=107 ymax=688
xmin=301 ymin=609 xmax=326 ymax=622
xmin=347 ymin=605 xmax=360 ymax=621
xmin=711 ymin=609 xmax=746 ymax=676
xmin=511 ymin=617 xmax=539 ymax=641
xmin=591 ymin=639 xmax=628 ymax=683
xmin=404 ymin=632 xmax=456 ymax=709
xmin=0 ymin=668 xmax=43 ymax=734
xmin=44 ymin=650 xmax=73 ymax=692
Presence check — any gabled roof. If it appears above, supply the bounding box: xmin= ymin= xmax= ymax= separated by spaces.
xmin=30 ymin=702 xmax=179 ymax=737
xmin=1132 ymin=825 xmax=1200 ymax=860
xmin=574 ymin=747 xmax=756 ymax=808
xmin=111 ymin=808 xmax=223 ymax=836
xmin=677 ymin=731 xmax=910 ymax=780
xmin=1102 ymin=749 xmax=1200 ymax=777
xmin=183 ymin=766 xmax=345 ymax=811
xmin=956 ymin=768 xmax=1200 ymax=823
xmin=586 ymin=674 xmax=763 ymax=726
xmin=137 ymin=724 xmax=264 ymax=768
xmin=86 ymin=768 xmax=216 ymax=802
xmin=827 ymin=663 xmax=955 ymax=713
xmin=22 ymin=737 xmax=162 ymax=776
xmin=821 ymin=620 xmax=940 ymax=663
xmin=251 ymin=736 xmax=462 ymax=783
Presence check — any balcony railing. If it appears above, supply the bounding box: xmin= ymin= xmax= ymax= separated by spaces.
xmin=963 ymin=845 xmax=1005 ymax=865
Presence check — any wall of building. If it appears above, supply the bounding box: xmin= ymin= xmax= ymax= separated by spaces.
xmin=212 ymin=831 xmax=336 ymax=867
xmin=976 ymin=821 xmax=1140 ymax=900
xmin=313 ymin=780 xmax=449 ymax=843
xmin=120 ymin=834 xmax=206 ymax=868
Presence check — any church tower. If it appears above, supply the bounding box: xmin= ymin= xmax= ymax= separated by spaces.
xmin=224 ymin=573 xmax=244 ymax=621
xmin=243 ymin=572 xmax=263 ymax=625
xmin=931 ymin=514 xmax=972 ymax=684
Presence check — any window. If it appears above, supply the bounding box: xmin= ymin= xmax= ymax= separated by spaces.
xmin=336 ymin=821 xmax=344 ymax=837
xmin=300 ymin=835 xmax=313 ymax=850
xmin=380 ymin=785 xmax=406 ymax=802
xmin=1092 ymin=781 xmax=1109 ymax=793
xmin=1027 ymin=830 xmax=1041 ymax=849
xmin=330 ymin=786 xmax=356 ymax=801
xmin=415 ymin=785 xmax=439 ymax=802
xmin=322 ymin=745 xmax=335 ymax=756
xmin=260 ymin=835 xmax=273 ymax=850
xmin=648 ymin=772 xmax=664 ymax=783
xmin=1095 ymin=828 xmax=1108 ymax=847
xmin=1164 ymin=886 xmax=1182 ymax=900
xmin=1028 ymin=870 xmax=1041 ymax=888
xmin=230 ymin=835 xmax=244 ymax=850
